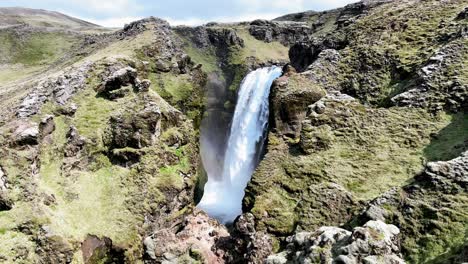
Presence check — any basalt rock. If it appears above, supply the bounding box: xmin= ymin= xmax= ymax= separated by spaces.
xmin=146 ymin=208 xmax=229 ymax=263
xmin=64 ymin=126 xmax=85 ymax=158
xmin=11 ymin=120 xmax=39 ymax=146
xmin=267 ymin=220 xmax=404 ymax=264
xmin=249 ymin=20 xmax=312 ymax=46
xmin=391 ymin=39 xmax=468 ymax=112
xmin=0 ymin=166 xmax=12 ymax=211
xmin=269 ymin=70 xmax=326 ymax=138
xmin=39 ymin=115 xmax=55 ymax=140
xmin=96 ymin=66 xmax=138 ymax=98
xmin=16 ymin=62 xmax=93 ymax=118
xmin=81 ymin=235 xmax=125 ymax=264
xmin=106 ymin=102 xmax=161 ymax=150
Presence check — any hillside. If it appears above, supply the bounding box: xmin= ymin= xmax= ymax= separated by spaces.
xmin=0 ymin=1 xmax=467 ymax=263
xmin=0 ymin=7 xmax=100 ymax=29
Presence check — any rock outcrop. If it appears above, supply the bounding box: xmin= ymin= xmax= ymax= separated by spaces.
xmin=16 ymin=62 xmax=93 ymax=118
xmin=267 ymin=220 xmax=404 ymax=264
xmin=269 ymin=66 xmax=326 ymax=138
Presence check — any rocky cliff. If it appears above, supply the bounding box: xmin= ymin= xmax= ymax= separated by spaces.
xmin=0 ymin=0 xmax=467 ymax=263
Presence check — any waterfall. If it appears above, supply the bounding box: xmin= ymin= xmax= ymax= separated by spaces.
xmin=198 ymin=66 xmax=283 ymax=224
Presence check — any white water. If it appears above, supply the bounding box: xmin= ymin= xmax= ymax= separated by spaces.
xmin=198 ymin=66 xmax=283 ymax=223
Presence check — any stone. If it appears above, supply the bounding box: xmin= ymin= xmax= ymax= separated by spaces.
xmin=143 ymin=236 xmax=157 ymax=259
xmin=16 ymin=62 xmax=92 ymax=118
xmin=136 ymin=79 xmax=151 ymax=92
xmin=96 ymin=66 xmax=137 ymax=96
xmin=267 ymin=220 xmax=404 ymax=263
xmin=81 ymin=235 xmax=124 ymax=264
xmin=64 ymin=126 xmax=86 ymax=157
xmin=39 ymin=115 xmax=55 ymax=138
xmin=12 ymin=121 xmax=39 ymax=146
xmin=269 ymin=72 xmax=326 ymax=138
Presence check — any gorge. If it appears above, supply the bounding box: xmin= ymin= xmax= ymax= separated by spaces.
xmin=0 ymin=1 xmax=467 ymax=263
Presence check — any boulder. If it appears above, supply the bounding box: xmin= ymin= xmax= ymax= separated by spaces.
xmin=96 ymin=66 xmax=137 ymax=97
xmin=0 ymin=167 xmax=12 ymax=211
xmin=12 ymin=121 xmax=39 ymax=146
xmin=269 ymin=71 xmax=326 ymax=138
xmin=81 ymin=235 xmax=124 ymax=264
xmin=39 ymin=115 xmax=55 ymax=139
xmin=135 ymin=79 xmax=152 ymax=92
xmin=64 ymin=126 xmax=86 ymax=157
xmin=266 ymin=220 xmax=405 ymax=264
xmin=106 ymin=102 xmax=161 ymax=150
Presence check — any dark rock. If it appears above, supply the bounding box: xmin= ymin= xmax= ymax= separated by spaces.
xmin=64 ymin=126 xmax=85 ymax=157
xmin=267 ymin=220 xmax=404 ymax=264
xmin=135 ymin=79 xmax=151 ymax=92
xmin=107 ymin=102 xmax=161 ymax=150
xmin=16 ymin=62 xmax=92 ymax=118
xmin=96 ymin=66 xmax=137 ymax=97
xmin=249 ymin=20 xmax=312 ymax=46
xmin=0 ymin=166 xmax=12 ymax=211
xmin=36 ymin=233 xmax=74 ymax=264
xmin=57 ymin=103 xmax=78 ymax=116
xmin=289 ymin=38 xmax=347 ymax=72
xmin=155 ymin=58 xmax=171 ymax=72
xmin=39 ymin=115 xmax=55 ymax=139
xmin=414 ymin=151 xmax=468 ymax=193
xmin=456 ymin=7 xmax=468 ymax=20
xmin=81 ymin=235 xmax=125 ymax=264
xmin=11 ymin=120 xmax=39 ymax=146
xmin=270 ymin=72 xmax=326 ymax=138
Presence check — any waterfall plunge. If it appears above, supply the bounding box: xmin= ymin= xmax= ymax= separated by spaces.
xmin=198 ymin=66 xmax=283 ymax=224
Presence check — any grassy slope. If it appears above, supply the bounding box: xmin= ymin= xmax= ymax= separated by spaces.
xmin=0 ymin=20 xmax=204 ymax=262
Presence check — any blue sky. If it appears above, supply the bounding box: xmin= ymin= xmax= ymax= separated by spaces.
xmin=0 ymin=0 xmax=359 ymax=27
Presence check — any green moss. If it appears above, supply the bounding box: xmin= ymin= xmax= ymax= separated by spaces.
xmin=181 ymin=40 xmax=219 ymax=73
xmin=251 ymin=186 xmax=298 ymax=235
xmin=234 ymin=29 xmax=289 ymax=63
xmin=423 ymin=113 xmax=468 ymax=161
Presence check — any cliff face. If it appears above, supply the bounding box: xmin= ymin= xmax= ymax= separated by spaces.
xmin=244 ymin=1 xmax=468 ymax=263
xmin=0 ymin=1 xmax=467 ymax=263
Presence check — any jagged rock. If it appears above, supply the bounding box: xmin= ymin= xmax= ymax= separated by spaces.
xmin=96 ymin=66 xmax=137 ymax=97
xmin=57 ymin=103 xmax=78 ymax=116
xmin=107 ymin=102 xmax=161 ymax=150
xmin=289 ymin=38 xmax=347 ymax=72
xmin=81 ymin=235 xmax=124 ymax=264
xmin=390 ymin=31 xmax=467 ymax=112
xmin=269 ymin=70 xmax=326 ymax=138
xmin=36 ymin=231 xmax=74 ymax=264
xmin=136 ymin=79 xmax=152 ymax=92
xmin=415 ymin=150 xmax=468 ymax=192
xmin=64 ymin=126 xmax=85 ymax=157
xmin=11 ymin=120 xmax=39 ymax=146
xmin=39 ymin=115 xmax=55 ymax=139
xmin=155 ymin=58 xmax=171 ymax=72
xmin=16 ymin=62 xmax=92 ymax=118
xmin=266 ymin=220 xmax=404 ymax=264
xmin=0 ymin=166 xmax=12 ymax=211
xmin=249 ymin=20 xmax=312 ymax=46
xmin=143 ymin=236 xmax=157 ymax=260
xmin=149 ymin=208 xmax=229 ymax=263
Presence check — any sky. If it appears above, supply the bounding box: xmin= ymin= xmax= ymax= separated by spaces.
xmin=0 ymin=0 xmax=360 ymax=27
